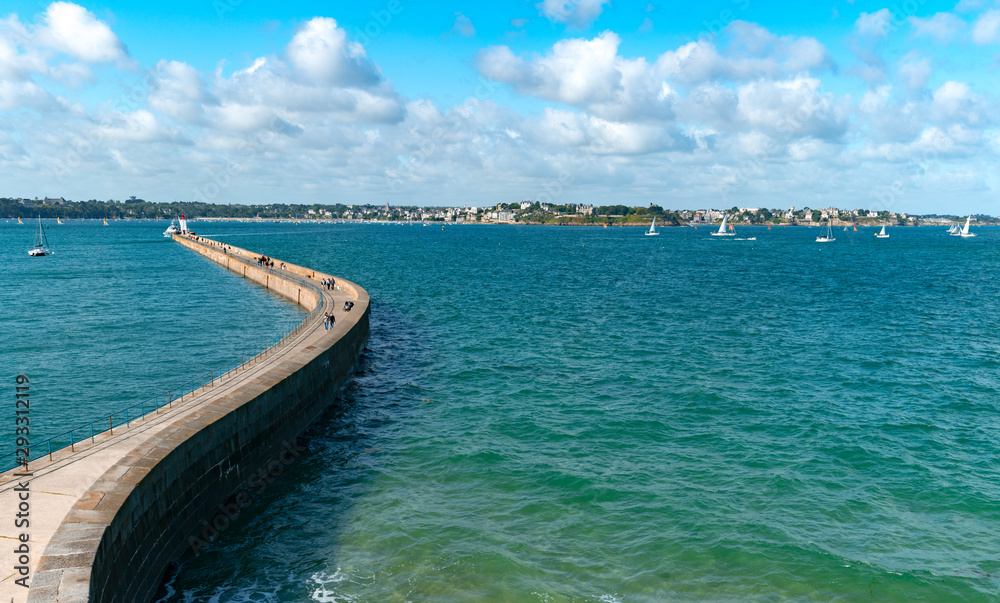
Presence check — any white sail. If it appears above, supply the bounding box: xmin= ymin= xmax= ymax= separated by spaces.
xmin=816 ymin=220 xmax=835 ymax=242
xmin=711 ymin=212 xmax=736 ymax=236
xmin=645 ymin=217 xmax=659 ymax=236
xmin=960 ymin=214 xmax=977 ymax=237
xmin=28 ymin=216 xmax=52 ymax=256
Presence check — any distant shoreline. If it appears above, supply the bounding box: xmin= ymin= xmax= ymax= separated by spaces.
xmin=189 ymin=217 xmax=986 ymax=228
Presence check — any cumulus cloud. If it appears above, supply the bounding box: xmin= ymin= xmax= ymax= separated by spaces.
xmin=36 ymin=2 xmax=127 ymax=63
xmin=286 ymin=17 xmax=381 ymax=87
xmin=855 ymin=9 xmax=892 ymax=38
xmin=0 ymin=79 xmax=58 ymax=110
xmin=908 ymin=12 xmax=965 ymax=42
xmin=536 ymin=0 xmax=610 ymax=28
xmin=478 ymin=24 xmax=833 ymax=125
xmin=931 ymin=80 xmax=988 ymax=126
xmin=898 ymin=52 xmax=932 ymax=90
xmin=148 ymin=60 xmax=209 ymax=124
xmin=98 ymin=109 xmax=185 ymax=143
xmin=971 ymin=9 xmax=1000 ymax=44
xmin=478 ymin=32 xmax=623 ymax=106
xmin=735 ymin=77 xmax=847 ymax=141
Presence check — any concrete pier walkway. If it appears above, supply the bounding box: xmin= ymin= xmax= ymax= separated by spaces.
xmin=0 ymin=234 xmax=369 ymax=602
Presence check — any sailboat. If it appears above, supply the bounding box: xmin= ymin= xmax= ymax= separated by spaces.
xmin=875 ymin=221 xmax=889 ymax=238
xmin=56 ymin=217 xmax=63 ymax=224
xmin=815 ymin=220 xmax=835 ymax=242
xmin=103 ymin=218 xmax=109 ymax=226
xmin=948 ymin=224 xmax=960 ymax=235
xmin=17 ymin=217 xmax=23 ymax=224
xmin=28 ymin=217 xmax=52 ymax=256
xmin=645 ymin=217 xmax=660 ymax=236
xmin=959 ymin=215 xmax=977 ymax=238
xmin=711 ymin=212 xmax=736 ymax=236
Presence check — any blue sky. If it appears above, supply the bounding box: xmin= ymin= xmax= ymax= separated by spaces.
xmin=1 ymin=0 xmax=999 ymax=212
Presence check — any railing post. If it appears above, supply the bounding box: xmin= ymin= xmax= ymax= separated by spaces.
xmin=211 ymin=371 xmax=214 ymax=386
xmin=48 ymin=440 xmax=52 ymax=461
xmin=110 ymin=416 xmax=113 ymax=435
xmin=71 ymin=430 xmax=75 ymax=452
xmin=126 ymin=408 xmax=130 ymax=428
xmin=91 ymin=423 xmax=95 ymax=443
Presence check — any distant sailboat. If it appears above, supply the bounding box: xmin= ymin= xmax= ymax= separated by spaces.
xmin=645 ymin=217 xmax=660 ymax=236
xmin=28 ymin=217 xmax=52 ymax=256
xmin=103 ymin=218 xmax=109 ymax=226
xmin=816 ymin=220 xmax=835 ymax=243
xmin=960 ymin=215 xmax=977 ymax=238
xmin=17 ymin=217 xmax=23 ymax=224
xmin=56 ymin=217 xmax=63 ymax=224
xmin=948 ymin=224 xmax=960 ymax=235
xmin=711 ymin=212 xmax=736 ymax=237
xmin=875 ymin=221 xmax=889 ymax=238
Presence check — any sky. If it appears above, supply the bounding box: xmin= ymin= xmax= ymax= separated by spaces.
xmin=1 ymin=0 xmax=999 ymax=213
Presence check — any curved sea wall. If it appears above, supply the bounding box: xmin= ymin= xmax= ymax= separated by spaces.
xmin=27 ymin=235 xmax=369 ymax=602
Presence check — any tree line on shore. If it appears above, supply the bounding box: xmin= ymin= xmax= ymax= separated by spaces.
xmin=0 ymin=197 xmax=992 ymax=226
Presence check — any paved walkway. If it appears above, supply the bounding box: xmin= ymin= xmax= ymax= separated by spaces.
xmin=0 ymin=236 xmax=356 ymax=601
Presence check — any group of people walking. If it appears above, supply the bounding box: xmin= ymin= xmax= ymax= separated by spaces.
xmin=256 ymin=255 xmax=274 ymax=269
xmin=321 ymin=277 xmax=336 ymax=289
xmin=323 ymin=312 xmax=335 ymax=330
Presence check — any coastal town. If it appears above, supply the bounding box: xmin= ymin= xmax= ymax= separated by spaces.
xmin=0 ymin=197 xmax=992 ymax=227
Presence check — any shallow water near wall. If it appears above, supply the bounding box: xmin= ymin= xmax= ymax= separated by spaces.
xmin=7 ymin=219 xmax=999 ymax=601
xmin=0 ymin=219 xmax=304 ymax=462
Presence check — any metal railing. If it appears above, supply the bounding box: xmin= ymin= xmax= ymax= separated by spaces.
xmin=0 ymin=241 xmax=326 ymax=473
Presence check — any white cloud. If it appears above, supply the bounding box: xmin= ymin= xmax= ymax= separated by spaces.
xmin=908 ymin=12 xmax=965 ymax=42
xmin=286 ymin=17 xmax=381 ymax=86
xmin=931 ymin=80 xmax=988 ymax=126
xmin=451 ymin=13 xmax=476 ymax=37
xmin=478 ymin=32 xmax=623 ymax=106
xmin=860 ymin=85 xmax=892 ymax=113
xmin=536 ymin=0 xmax=610 ymax=28
xmin=478 ymin=25 xmax=832 ymax=124
xmin=898 ymin=53 xmax=932 ymax=90
xmin=0 ymin=79 xmax=57 ymax=110
xmin=36 ymin=2 xmax=127 ymax=63
xmin=735 ymin=77 xmax=847 ymax=141
xmin=855 ymin=9 xmax=892 ymax=38
xmin=971 ymin=9 xmax=1000 ymax=44
xmin=97 ymin=109 xmax=184 ymax=143
xmin=149 ymin=60 xmax=208 ymax=124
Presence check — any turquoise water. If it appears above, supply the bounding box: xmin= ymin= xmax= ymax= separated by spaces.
xmin=5 ymin=220 xmax=1000 ymax=600
xmin=149 ymin=222 xmax=1000 ymax=602
xmin=0 ymin=219 xmax=304 ymax=464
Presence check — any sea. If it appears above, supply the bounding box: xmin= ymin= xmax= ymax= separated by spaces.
xmin=2 ymin=219 xmax=999 ymax=601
